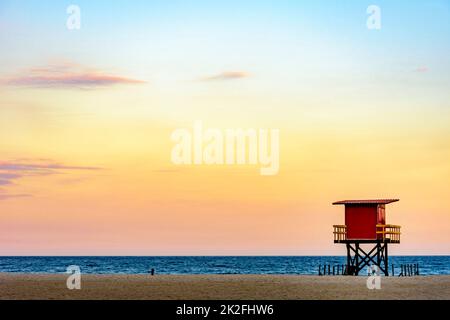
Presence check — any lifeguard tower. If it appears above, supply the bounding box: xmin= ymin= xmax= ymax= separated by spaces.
xmin=333 ymin=199 xmax=401 ymax=276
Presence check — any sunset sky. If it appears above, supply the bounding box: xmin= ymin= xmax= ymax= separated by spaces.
xmin=0 ymin=0 xmax=449 ymax=255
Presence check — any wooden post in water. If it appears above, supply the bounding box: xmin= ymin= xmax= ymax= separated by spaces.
xmin=392 ymin=264 xmax=395 ymax=276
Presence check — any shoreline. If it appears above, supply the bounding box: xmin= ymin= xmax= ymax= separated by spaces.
xmin=1 ymin=273 xmax=449 ymax=300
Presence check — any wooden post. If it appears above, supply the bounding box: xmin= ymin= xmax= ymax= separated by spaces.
xmin=392 ymin=264 xmax=395 ymax=276
xmin=376 ymin=242 xmax=381 ymax=271
xmin=384 ymin=243 xmax=389 ymax=276
xmin=328 ymin=264 xmax=331 ymax=275
xmin=333 ymin=265 xmax=335 ymax=275
xmin=355 ymin=243 xmax=360 ymax=276
xmin=346 ymin=244 xmax=351 ymax=275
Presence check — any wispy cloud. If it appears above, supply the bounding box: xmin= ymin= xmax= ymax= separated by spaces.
xmin=0 ymin=162 xmax=100 ymax=172
xmin=414 ymin=66 xmax=428 ymax=73
xmin=152 ymin=168 xmax=183 ymax=173
xmin=201 ymin=71 xmax=249 ymax=81
xmin=0 ymin=61 xmax=146 ymax=89
xmin=0 ymin=193 xmax=31 ymax=200
xmin=0 ymin=159 xmax=102 ymax=200
xmin=0 ymin=173 xmax=21 ymax=185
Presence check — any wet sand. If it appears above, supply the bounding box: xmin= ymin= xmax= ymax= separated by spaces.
xmin=0 ymin=273 xmax=449 ymax=300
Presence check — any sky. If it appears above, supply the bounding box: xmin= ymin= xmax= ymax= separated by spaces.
xmin=0 ymin=0 xmax=449 ymax=255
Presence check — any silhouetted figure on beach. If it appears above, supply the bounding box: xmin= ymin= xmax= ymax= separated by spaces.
xmin=150 ymin=268 xmax=155 ymax=276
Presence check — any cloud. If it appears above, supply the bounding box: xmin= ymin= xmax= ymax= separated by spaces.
xmin=152 ymin=168 xmax=183 ymax=173
xmin=0 ymin=159 xmax=102 ymax=200
xmin=0 ymin=162 xmax=100 ymax=172
xmin=0 ymin=173 xmax=21 ymax=186
xmin=201 ymin=71 xmax=249 ymax=81
xmin=0 ymin=193 xmax=32 ymax=200
xmin=0 ymin=61 xmax=146 ymax=89
xmin=414 ymin=66 xmax=428 ymax=73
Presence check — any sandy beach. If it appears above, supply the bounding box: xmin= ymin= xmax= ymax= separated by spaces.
xmin=0 ymin=273 xmax=449 ymax=300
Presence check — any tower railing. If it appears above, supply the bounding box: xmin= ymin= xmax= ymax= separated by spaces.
xmin=333 ymin=225 xmax=347 ymax=241
xmin=376 ymin=224 xmax=401 ymax=242
xmin=333 ymin=224 xmax=401 ymax=243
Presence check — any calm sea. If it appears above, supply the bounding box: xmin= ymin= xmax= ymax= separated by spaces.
xmin=0 ymin=256 xmax=449 ymax=275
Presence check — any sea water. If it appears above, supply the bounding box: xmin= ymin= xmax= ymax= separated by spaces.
xmin=0 ymin=256 xmax=448 ymax=275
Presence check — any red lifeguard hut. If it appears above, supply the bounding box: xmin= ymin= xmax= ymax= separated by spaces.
xmin=333 ymin=199 xmax=401 ymax=276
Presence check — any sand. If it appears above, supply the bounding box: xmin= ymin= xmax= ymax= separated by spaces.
xmin=0 ymin=273 xmax=449 ymax=300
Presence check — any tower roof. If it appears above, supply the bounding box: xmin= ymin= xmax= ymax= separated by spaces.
xmin=332 ymin=199 xmax=399 ymax=205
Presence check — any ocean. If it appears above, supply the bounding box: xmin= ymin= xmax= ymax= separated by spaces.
xmin=0 ymin=256 xmax=448 ymax=275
